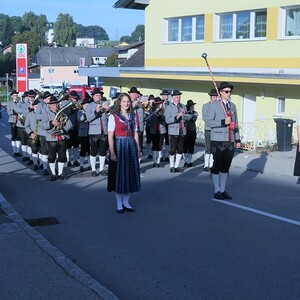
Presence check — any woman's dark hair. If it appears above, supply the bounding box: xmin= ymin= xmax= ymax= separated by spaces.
xmin=114 ymin=92 xmax=134 ymax=114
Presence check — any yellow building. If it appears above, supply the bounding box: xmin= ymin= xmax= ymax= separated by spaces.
xmin=90 ymin=0 xmax=300 ymax=147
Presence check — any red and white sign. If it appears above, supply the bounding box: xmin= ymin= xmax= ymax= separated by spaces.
xmin=16 ymin=43 xmax=28 ymax=92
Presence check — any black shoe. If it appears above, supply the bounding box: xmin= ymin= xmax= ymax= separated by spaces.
xmin=99 ymin=170 xmax=107 ymax=176
xmin=22 ymin=157 xmax=29 ymax=162
xmin=122 ymin=205 xmax=135 ymax=212
xmin=187 ymin=162 xmax=194 ymax=168
xmin=50 ymin=175 xmax=57 ymax=181
xmin=153 ymin=163 xmax=157 ymax=168
xmin=221 ymin=191 xmax=232 ymax=200
xmin=43 ymin=169 xmax=49 ymax=176
xmin=91 ymin=171 xmax=97 ymax=177
xmin=170 ymin=167 xmax=176 ymax=173
xmin=73 ymin=161 xmax=80 ymax=167
xmin=148 ymin=154 xmax=153 ymax=159
xmin=175 ymin=167 xmax=183 ymax=173
xmin=57 ymin=174 xmax=65 ymax=180
xmin=15 ymin=152 xmax=22 ymax=157
xmin=33 ymin=164 xmax=39 ymax=170
xmin=27 ymin=159 xmax=34 ymax=165
xmin=67 ymin=161 xmax=72 ymax=167
xmin=164 ymin=157 xmax=170 ymax=162
xmin=39 ymin=164 xmax=44 ymax=169
xmin=80 ymin=166 xmax=84 ymax=172
xmin=184 ymin=162 xmax=188 ymax=167
xmin=214 ymin=191 xmax=224 ymax=200
xmin=156 ymin=163 xmax=161 ymax=168
xmin=116 ymin=209 xmax=125 ymax=214
xmin=88 ymin=166 xmax=92 ymax=171
xmin=203 ymin=166 xmax=210 ymax=172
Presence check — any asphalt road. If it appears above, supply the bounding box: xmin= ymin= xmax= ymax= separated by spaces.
xmin=1 ymin=111 xmax=300 ymax=299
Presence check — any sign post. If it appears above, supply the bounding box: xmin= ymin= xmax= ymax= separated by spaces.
xmin=16 ymin=43 xmax=28 ymax=92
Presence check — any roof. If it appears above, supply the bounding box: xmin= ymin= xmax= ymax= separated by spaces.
xmin=114 ymin=0 xmax=149 ymax=10
xmin=35 ymin=47 xmax=117 ymax=66
xmin=118 ymin=41 xmax=144 ymax=52
xmin=121 ymin=44 xmax=144 ymax=67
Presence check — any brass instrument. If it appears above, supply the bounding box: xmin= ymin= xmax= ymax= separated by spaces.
xmin=31 ymin=120 xmax=40 ymax=145
xmin=50 ymin=100 xmax=75 ymax=135
xmin=58 ymin=91 xmax=70 ymax=102
xmin=34 ymin=89 xmax=43 ymax=101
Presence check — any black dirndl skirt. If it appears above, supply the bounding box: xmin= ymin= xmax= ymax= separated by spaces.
xmin=107 ymin=136 xmax=141 ymax=193
xmin=293 ymin=143 xmax=300 ymax=176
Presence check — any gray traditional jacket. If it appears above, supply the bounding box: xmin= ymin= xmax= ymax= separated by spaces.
xmin=202 ymin=102 xmax=213 ymax=130
xmin=42 ymin=110 xmax=72 ymax=141
xmin=77 ymin=109 xmax=89 ymax=137
xmin=164 ymin=102 xmax=187 ymax=136
xmin=206 ymin=100 xmax=240 ymax=143
xmin=24 ymin=110 xmax=38 ymax=135
xmin=134 ymin=106 xmax=145 ymax=132
xmin=15 ymin=100 xmax=30 ymax=128
xmin=36 ymin=102 xmax=50 ymax=136
xmin=86 ymin=101 xmax=108 ymax=135
xmin=7 ymin=101 xmax=19 ymax=124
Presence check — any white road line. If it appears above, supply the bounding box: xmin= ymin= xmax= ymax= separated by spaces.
xmin=211 ymin=199 xmax=300 ymax=227
xmin=1 ymin=123 xmax=6 ymax=127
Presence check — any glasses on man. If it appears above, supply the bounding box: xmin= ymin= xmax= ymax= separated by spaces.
xmin=221 ymin=90 xmax=232 ymax=94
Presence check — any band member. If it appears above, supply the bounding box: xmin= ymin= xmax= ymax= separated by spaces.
xmin=86 ymin=87 xmax=108 ymax=176
xmin=7 ymin=90 xmax=21 ymax=156
xmin=77 ymin=97 xmax=91 ymax=172
xmin=36 ymin=91 xmax=53 ymax=175
xmin=149 ymin=97 xmax=166 ymax=167
xmin=145 ymin=94 xmax=155 ymax=159
xmin=42 ymin=96 xmax=72 ymax=181
xmin=107 ymin=93 xmax=141 ymax=213
xmin=206 ymin=82 xmax=241 ymax=200
xmin=25 ymin=99 xmax=40 ymax=170
xmin=129 ymin=86 xmax=145 ymax=156
xmin=183 ymin=99 xmax=198 ymax=167
xmin=160 ymin=89 xmax=171 ymax=161
xmin=15 ymin=90 xmax=34 ymax=162
xmin=202 ymin=89 xmax=218 ymax=171
xmin=164 ymin=89 xmax=187 ymax=173
xmin=66 ymin=90 xmax=80 ymax=167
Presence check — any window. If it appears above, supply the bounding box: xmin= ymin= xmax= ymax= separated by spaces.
xmin=165 ymin=15 xmax=204 ymax=43
xmin=218 ymin=10 xmax=266 ymax=40
xmin=283 ymin=7 xmax=300 ymax=37
xmin=277 ymin=97 xmax=285 ymax=115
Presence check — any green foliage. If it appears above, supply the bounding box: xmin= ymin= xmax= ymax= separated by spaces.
xmin=53 ymin=13 xmax=77 ymax=46
xmin=130 ymin=24 xmax=144 ymax=43
xmin=0 ymin=52 xmax=14 ymax=77
xmin=0 ymin=16 xmax=14 ymax=46
xmin=77 ymin=24 xmax=109 ymax=41
xmin=105 ymin=53 xmax=118 ymax=67
xmin=120 ymin=35 xmax=131 ymax=43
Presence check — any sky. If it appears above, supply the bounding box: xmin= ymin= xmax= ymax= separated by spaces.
xmin=0 ymin=0 xmax=145 ymax=40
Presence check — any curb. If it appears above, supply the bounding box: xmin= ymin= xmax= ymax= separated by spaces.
xmin=0 ymin=193 xmax=119 ymax=300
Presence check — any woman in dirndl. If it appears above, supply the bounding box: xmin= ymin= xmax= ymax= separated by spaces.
xmin=293 ymin=112 xmax=300 ymax=177
xmin=107 ymin=92 xmax=142 ymax=213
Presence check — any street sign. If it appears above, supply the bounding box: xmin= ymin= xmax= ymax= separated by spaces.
xmin=16 ymin=43 xmax=28 ymax=92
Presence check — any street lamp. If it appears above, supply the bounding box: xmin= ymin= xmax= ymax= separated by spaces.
xmin=5 ymin=73 xmax=9 ymax=102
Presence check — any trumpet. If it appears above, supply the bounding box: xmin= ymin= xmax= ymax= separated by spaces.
xmin=34 ymin=89 xmax=43 ymax=101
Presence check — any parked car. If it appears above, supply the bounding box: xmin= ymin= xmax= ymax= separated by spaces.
xmin=41 ymin=85 xmax=64 ymax=96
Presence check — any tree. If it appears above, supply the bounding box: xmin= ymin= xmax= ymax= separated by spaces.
xmin=53 ymin=14 xmax=77 ymax=46
xmin=0 ymin=16 xmax=14 ymax=46
xmin=10 ymin=16 xmax=23 ymax=34
xmin=0 ymin=52 xmax=15 ymax=77
xmin=120 ymin=35 xmax=131 ymax=43
xmin=76 ymin=24 xmax=109 ymax=41
xmin=105 ymin=53 xmax=118 ymax=67
xmin=130 ymin=25 xmax=144 ymax=43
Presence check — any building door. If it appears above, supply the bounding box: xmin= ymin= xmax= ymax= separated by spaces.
xmin=241 ymin=94 xmax=256 ymax=143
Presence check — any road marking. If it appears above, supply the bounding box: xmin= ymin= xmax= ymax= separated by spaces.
xmin=1 ymin=123 xmax=6 ymax=127
xmin=211 ymin=199 xmax=300 ymax=227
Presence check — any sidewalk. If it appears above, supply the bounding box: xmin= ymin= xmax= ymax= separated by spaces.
xmin=0 ymin=194 xmax=118 ymax=300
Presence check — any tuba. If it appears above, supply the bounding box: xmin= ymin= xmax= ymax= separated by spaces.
xmin=34 ymin=89 xmax=43 ymax=101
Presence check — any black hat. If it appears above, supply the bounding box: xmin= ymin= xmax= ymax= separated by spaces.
xmin=92 ymin=88 xmax=104 ymax=95
xmin=171 ymin=89 xmax=182 ymax=96
xmin=186 ymin=100 xmax=196 ymax=106
xmin=154 ymin=96 xmax=163 ymax=104
xmin=48 ymin=96 xmax=60 ymax=104
xmin=208 ymin=89 xmax=218 ymax=96
xmin=112 ymin=92 xmax=121 ymax=100
xmin=21 ymin=91 xmax=28 ymax=98
xmin=10 ymin=90 xmax=19 ymax=95
xmin=160 ymin=89 xmax=170 ymax=96
xmin=218 ymin=82 xmax=234 ymax=91
xmin=128 ymin=86 xmax=140 ymax=94
xmin=27 ymin=89 xmax=36 ymax=97
xmin=148 ymin=94 xmax=155 ymax=100
xmin=32 ymin=99 xmax=40 ymax=106
xmin=81 ymin=98 xmax=91 ymax=105
xmin=69 ymin=90 xmax=80 ymax=99
xmin=43 ymin=91 xmax=53 ymax=99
